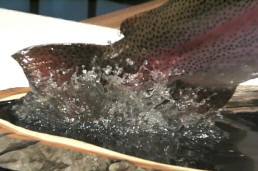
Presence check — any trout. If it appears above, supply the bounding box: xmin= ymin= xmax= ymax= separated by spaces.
xmin=1 ymin=0 xmax=258 ymax=168
xmin=9 ymin=0 xmax=258 ymax=110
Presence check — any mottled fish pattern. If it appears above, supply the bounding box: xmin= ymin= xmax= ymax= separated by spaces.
xmin=13 ymin=0 xmax=258 ymax=90
xmin=1 ymin=1 xmax=258 ymax=169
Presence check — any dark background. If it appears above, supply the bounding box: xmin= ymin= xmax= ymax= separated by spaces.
xmin=0 ymin=0 xmax=150 ymax=21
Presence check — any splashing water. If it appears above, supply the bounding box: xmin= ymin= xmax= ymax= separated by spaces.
xmin=3 ymin=1 xmax=258 ymax=169
xmin=7 ymin=64 xmax=254 ymax=170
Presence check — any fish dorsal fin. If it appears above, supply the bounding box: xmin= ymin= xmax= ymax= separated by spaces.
xmin=12 ymin=44 xmax=105 ymax=91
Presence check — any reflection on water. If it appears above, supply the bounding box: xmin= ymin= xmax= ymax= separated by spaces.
xmin=220 ymin=114 xmax=258 ymax=171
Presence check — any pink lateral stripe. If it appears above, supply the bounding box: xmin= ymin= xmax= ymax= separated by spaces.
xmin=150 ymin=2 xmax=258 ymax=73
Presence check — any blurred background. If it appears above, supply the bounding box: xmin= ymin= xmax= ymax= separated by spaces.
xmin=0 ymin=0 xmax=150 ymax=21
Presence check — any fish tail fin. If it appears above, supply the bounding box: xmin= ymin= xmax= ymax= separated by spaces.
xmin=10 ymin=44 xmax=108 ymax=121
xmin=12 ymin=43 xmax=107 ymax=92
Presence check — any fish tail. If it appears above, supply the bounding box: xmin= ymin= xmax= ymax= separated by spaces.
xmin=12 ymin=43 xmax=107 ymax=92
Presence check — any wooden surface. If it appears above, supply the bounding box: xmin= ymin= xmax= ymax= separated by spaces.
xmin=223 ymin=86 xmax=258 ymax=114
xmin=0 ymin=87 xmax=31 ymax=102
xmin=82 ymin=0 xmax=167 ymax=29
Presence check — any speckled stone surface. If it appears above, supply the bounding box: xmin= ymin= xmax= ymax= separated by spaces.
xmin=0 ymin=133 xmax=152 ymax=171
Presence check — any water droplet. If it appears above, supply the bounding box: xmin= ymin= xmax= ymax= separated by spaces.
xmin=103 ymin=65 xmax=112 ymax=75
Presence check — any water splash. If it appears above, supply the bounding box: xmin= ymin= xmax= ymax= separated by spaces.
xmin=9 ymin=65 xmax=252 ymax=170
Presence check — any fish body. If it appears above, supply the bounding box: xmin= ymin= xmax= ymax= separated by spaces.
xmin=13 ymin=0 xmax=258 ymax=89
xmin=1 ymin=0 xmax=258 ymax=168
xmin=108 ymin=0 xmax=258 ymax=87
xmin=10 ymin=0 xmax=258 ymax=114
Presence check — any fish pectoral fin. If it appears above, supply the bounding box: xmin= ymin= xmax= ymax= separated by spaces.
xmin=12 ymin=43 xmax=106 ymax=91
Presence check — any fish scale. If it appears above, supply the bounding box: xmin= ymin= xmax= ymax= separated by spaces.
xmin=110 ymin=0 xmax=258 ymax=85
xmin=1 ymin=1 xmax=258 ymax=169
xmin=12 ymin=0 xmax=258 ymax=89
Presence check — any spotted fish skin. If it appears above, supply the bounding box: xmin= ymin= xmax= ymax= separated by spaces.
xmin=9 ymin=0 xmax=258 ymax=117
xmin=1 ymin=1 xmax=258 ymax=167
xmin=107 ymin=0 xmax=258 ymax=87
xmin=12 ymin=0 xmax=258 ymax=91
